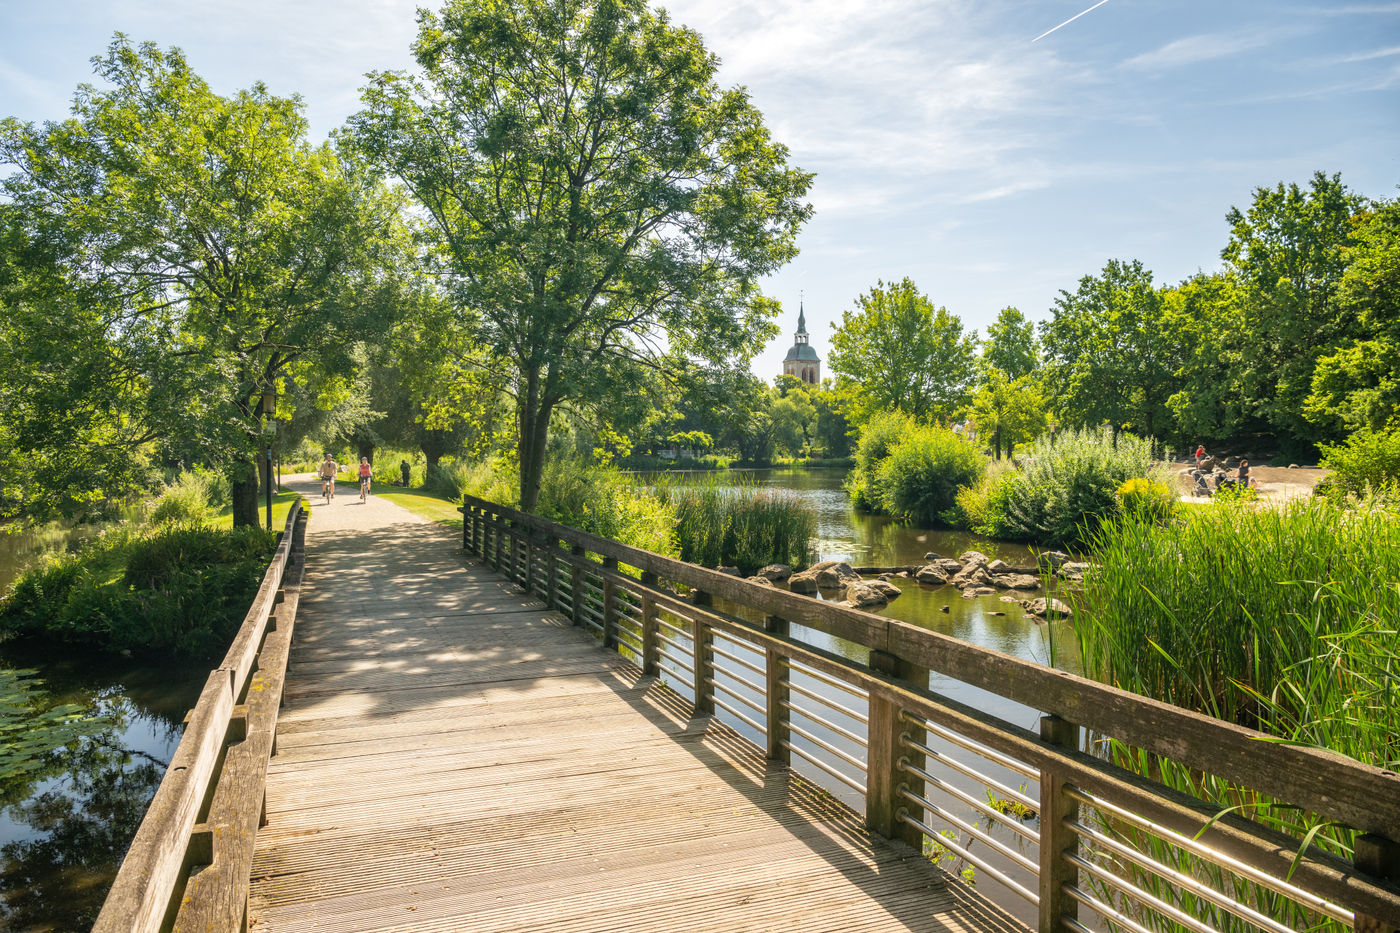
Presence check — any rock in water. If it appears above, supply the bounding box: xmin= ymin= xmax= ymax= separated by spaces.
xmin=1022 ymin=597 xmax=1073 ymax=620
xmin=915 ymin=564 xmax=949 ymax=586
xmin=865 ymin=579 xmax=902 ymax=600
xmin=923 ymin=551 xmax=942 ymax=561
xmin=747 ymin=575 xmax=776 ymax=587
xmin=1037 ymin=550 xmax=1071 ymax=572
xmin=755 ymin=563 xmax=793 ymax=582
xmin=986 ymin=559 xmax=1010 ymax=574
xmin=958 ymin=550 xmax=990 ymax=568
xmin=842 ymin=582 xmax=889 ymax=610
xmin=991 ymin=573 xmax=1041 ymax=591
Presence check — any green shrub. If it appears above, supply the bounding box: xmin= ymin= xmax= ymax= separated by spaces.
xmin=427 ymin=457 xmax=518 ymax=505
xmin=976 ymin=426 xmax=1167 ymax=546
xmin=953 ymin=461 xmax=1017 ymax=538
xmin=1318 ymin=425 xmax=1400 ymax=494
xmin=845 ymin=411 xmax=915 ymax=511
xmin=0 ymin=525 xmax=275 ymax=659
xmin=660 ymin=478 xmax=815 ymax=574
xmin=538 ymin=459 xmax=677 ymax=557
xmin=875 ymin=424 xmax=986 ymax=525
xmin=149 ymin=471 xmax=221 ymax=525
xmin=1115 ymin=477 xmax=1176 ymax=523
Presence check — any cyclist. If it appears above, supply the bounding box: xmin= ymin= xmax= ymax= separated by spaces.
xmin=318 ymin=453 xmax=338 ymax=502
xmin=358 ymin=457 xmax=372 ymax=502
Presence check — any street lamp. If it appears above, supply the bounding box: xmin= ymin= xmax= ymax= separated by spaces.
xmin=261 ymin=388 xmax=277 ymax=530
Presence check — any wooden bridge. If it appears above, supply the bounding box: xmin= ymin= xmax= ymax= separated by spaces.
xmin=95 ymin=484 xmax=1400 ymax=932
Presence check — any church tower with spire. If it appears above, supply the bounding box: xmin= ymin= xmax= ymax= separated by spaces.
xmin=782 ymin=302 xmax=821 ymax=385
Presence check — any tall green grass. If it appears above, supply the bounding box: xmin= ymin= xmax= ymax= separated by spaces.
xmin=659 ymin=478 xmax=816 ymax=574
xmin=1077 ymin=496 xmax=1400 ymax=932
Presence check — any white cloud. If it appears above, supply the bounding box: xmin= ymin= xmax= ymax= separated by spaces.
xmin=1124 ymin=33 xmax=1273 ymax=70
xmin=1331 ymin=44 xmax=1400 ymax=63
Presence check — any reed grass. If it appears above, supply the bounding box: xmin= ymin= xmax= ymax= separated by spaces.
xmin=658 ymin=477 xmax=816 ymax=575
xmin=1076 ymin=495 xmax=1400 ymax=932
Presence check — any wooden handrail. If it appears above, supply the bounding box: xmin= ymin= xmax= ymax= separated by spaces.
xmin=94 ymin=501 xmax=306 ymax=933
xmin=462 ymin=494 xmax=1400 ymax=933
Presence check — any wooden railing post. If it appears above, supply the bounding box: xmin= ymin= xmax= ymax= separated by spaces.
xmin=1355 ymin=834 xmax=1400 ymax=933
xmin=866 ymin=651 xmax=924 ymax=849
xmin=692 ymin=590 xmax=714 ymax=715
xmin=601 ymin=557 xmax=619 ymax=649
xmin=462 ymin=498 xmax=470 ymax=551
xmin=640 ymin=571 xmax=659 ymax=676
xmin=545 ymin=540 xmax=559 ymax=610
xmin=522 ymin=526 xmax=535 ymax=594
xmin=493 ymin=512 xmax=505 ymax=570
xmin=570 ymin=545 xmax=586 ymax=626
xmin=765 ymin=616 xmax=789 ymax=764
xmin=1038 ymin=714 xmax=1079 ymax=933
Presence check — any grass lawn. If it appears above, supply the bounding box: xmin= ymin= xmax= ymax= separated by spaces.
xmin=373 ymin=486 xmax=464 ymax=533
xmin=211 ymin=489 xmax=305 ymax=532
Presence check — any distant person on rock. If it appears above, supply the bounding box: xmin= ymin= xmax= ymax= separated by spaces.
xmin=1194 ymin=444 xmax=1205 ymax=464
xmin=1238 ymin=459 xmax=1253 ymax=490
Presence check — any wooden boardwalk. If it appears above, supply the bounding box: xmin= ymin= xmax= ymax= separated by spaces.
xmin=248 ymin=479 xmax=1027 ymax=932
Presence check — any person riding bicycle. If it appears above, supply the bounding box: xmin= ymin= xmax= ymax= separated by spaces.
xmin=358 ymin=457 xmax=372 ymax=502
xmin=318 ymin=453 xmax=338 ymax=501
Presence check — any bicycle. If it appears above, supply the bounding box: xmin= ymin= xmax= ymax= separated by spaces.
xmin=359 ymin=475 xmax=370 ymax=503
xmin=322 ymin=476 xmax=334 ymax=505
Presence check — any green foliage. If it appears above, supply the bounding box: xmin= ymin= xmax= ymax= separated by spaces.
xmin=348 ymin=0 xmax=812 ymax=510
xmin=0 ymin=670 xmax=103 ymax=785
xmin=829 ymin=278 xmax=978 ymax=423
xmin=970 ymin=370 xmax=1048 ymax=459
xmin=1079 ymin=496 xmax=1400 ymax=932
xmin=845 ymin=410 xmax=915 ymax=511
xmin=952 ymin=461 xmax=1018 ymax=539
xmin=1318 ymin=425 xmax=1400 ymax=494
xmin=875 ymin=425 xmax=986 ymax=525
xmin=660 ymin=479 xmax=815 ymax=574
xmin=1115 ymin=477 xmax=1176 ymax=523
xmin=431 ymin=457 xmax=519 ymax=506
xmin=982 ymin=307 xmax=1039 ymax=381
xmin=148 ymin=471 xmax=222 ymax=525
xmin=0 ymin=525 xmax=275 ymax=659
xmin=965 ymin=426 xmax=1167 ymax=546
xmin=536 ymin=460 xmax=677 ymax=557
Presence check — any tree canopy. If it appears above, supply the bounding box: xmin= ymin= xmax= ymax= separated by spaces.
xmin=347 ymin=0 xmax=812 ymax=510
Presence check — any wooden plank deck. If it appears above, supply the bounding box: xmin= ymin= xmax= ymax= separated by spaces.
xmin=249 ymin=479 xmax=1029 ymax=932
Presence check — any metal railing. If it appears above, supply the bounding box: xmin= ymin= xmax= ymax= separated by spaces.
xmin=462 ymin=493 xmax=1400 ymax=933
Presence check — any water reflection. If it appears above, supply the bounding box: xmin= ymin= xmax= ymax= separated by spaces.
xmin=0 ymin=649 xmax=204 ymax=930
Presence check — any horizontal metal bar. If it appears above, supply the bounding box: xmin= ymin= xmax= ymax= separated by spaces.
xmin=789 ymin=659 xmax=868 ymax=701
xmin=897 ymin=810 xmax=1039 ymax=905
xmin=655 ymin=630 xmax=693 ymax=664
xmin=710 ymin=694 xmax=766 ymax=735
xmin=780 ymin=699 xmax=868 ymax=750
xmin=897 ymin=785 xmax=1039 ymax=874
xmin=899 ymin=758 xmax=1040 ymax=845
xmin=1065 ymin=851 xmax=1224 ymax=933
xmin=787 ymin=720 xmax=868 ymax=775
xmin=1064 ymin=786 xmax=1352 ymax=924
xmin=654 ymin=613 xmax=690 ymax=640
xmin=782 ymin=739 xmax=867 ymax=796
xmin=657 ymin=646 xmax=695 ymax=676
xmin=614 ymin=627 xmax=643 ymax=654
xmin=786 ymin=679 xmax=869 ymax=726
xmin=709 ymin=666 xmax=766 ymax=702
xmin=708 ymin=642 xmax=767 ymax=680
xmin=1067 ymin=818 xmax=1317 ymax=933
xmin=1063 ymin=886 xmax=1159 ymax=933
xmin=707 ymin=677 xmax=766 ymax=717
xmin=902 ymin=734 xmax=1039 ymax=813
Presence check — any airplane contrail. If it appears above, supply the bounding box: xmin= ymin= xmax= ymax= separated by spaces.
xmin=1032 ymin=0 xmax=1114 ymax=42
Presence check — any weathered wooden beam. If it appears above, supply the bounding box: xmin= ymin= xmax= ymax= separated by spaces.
xmin=1038 ymin=715 xmax=1079 ymax=933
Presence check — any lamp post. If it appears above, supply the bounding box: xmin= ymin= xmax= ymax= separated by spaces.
xmin=261 ymin=388 xmax=277 ymax=530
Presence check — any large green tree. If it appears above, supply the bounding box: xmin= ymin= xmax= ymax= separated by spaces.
xmin=1221 ymin=171 xmax=1366 ymax=447
xmin=347 ymin=0 xmax=811 ymax=511
xmin=1040 ymin=259 xmax=1177 ymax=439
xmin=970 ymin=370 xmax=1047 ymax=459
xmin=0 ymin=38 xmax=408 ymax=524
xmin=828 ymin=277 xmax=978 ymax=423
xmin=981 ymin=306 xmax=1039 ymax=381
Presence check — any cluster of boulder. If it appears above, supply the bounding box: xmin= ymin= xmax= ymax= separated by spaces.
xmin=1182 ymin=456 xmax=1244 ymax=497
xmin=742 ymin=550 xmax=1082 ymax=619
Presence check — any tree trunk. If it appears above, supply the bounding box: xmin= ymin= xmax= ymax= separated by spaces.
xmin=424 ymin=450 xmax=441 ymax=475
xmin=995 ymin=425 xmax=1002 ymax=460
xmin=230 ymin=458 xmax=260 ymax=528
xmin=517 ymin=367 xmax=553 ymax=514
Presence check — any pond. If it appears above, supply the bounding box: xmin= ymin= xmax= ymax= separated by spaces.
xmin=1 ymin=534 xmax=206 ymax=931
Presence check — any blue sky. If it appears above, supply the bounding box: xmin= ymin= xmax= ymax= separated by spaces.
xmin=2 ymin=1 xmax=1397 ymax=380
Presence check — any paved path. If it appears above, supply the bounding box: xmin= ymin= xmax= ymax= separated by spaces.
xmin=249 ymin=476 xmax=1025 ymax=932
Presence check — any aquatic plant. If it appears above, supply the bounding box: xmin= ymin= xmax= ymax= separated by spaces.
xmin=659 ymin=477 xmax=815 ymax=574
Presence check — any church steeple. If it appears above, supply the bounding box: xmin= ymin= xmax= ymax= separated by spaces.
xmin=781 ymin=298 xmax=821 ymax=385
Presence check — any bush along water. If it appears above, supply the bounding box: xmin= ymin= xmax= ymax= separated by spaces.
xmin=659 ymin=478 xmax=816 ymax=575
xmin=846 ymin=413 xmax=986 ymax=525
xmin=1 ymin=523 xmax=275 ymax=660
xmin=844 ymin=410 xmax=916 ymax=511
xmin=1318 ymin=424 xmax=1400 ymax=495
xmin=1075 ymin=495 xmax=1400 ymax=933
xmin=956 ymin=425 xmax=1169 ymax=546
